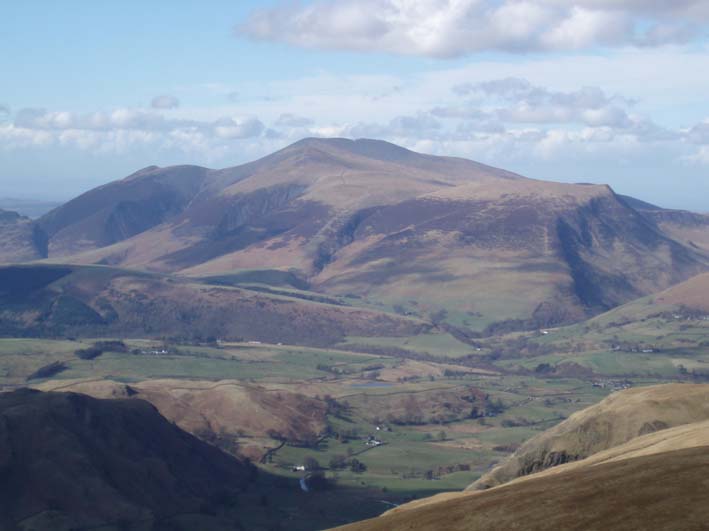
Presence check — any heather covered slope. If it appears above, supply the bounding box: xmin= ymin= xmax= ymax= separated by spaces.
xmin=469 ymin=383 xmax=709 ymax=490
xmin=0 ymin=388 xmax=257 ymax=530
xmin=16 ymin=138 xmax=709 ymax=329
xmin=333 ymin=445 xmax=709 ymax=531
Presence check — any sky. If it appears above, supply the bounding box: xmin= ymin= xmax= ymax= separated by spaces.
xmin=1 ymin=0 xmax=709 ymax=211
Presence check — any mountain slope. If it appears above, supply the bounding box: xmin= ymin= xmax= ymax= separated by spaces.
xmin=469 ymin=383 xmax=709 ymax=490
xmin=336 ymin=384 xmax=709 ymax=531
xmin=38 ymin=165 xmax=209 ymax=258
xmin=0 ymin=388 xmax=257 ymax=530
xmin=334 ymin=445 xmax=709 ymax=531
xmin=25 ymin=138 xmax=709 ymax=330
xmin=632 ymin=201 xmax=709 ymax=254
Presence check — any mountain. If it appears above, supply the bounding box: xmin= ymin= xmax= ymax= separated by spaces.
xmin=469 ymin=383 xmax=709 ymax=490
xmin=0 ymin=209 xmax=47 ymax=263
xmin=17 ymin=138 xmax=709 ymax=330
xmin=0 ymin=264 xmax=426 ymax=345
xmin=0 ymin=388 xmax=258 ymax=530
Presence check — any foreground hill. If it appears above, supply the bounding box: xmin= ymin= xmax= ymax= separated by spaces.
xmin=0 ymin=388 xmax=257 ymax=530
xmin=334 ymin=445 xmax=709 ymax=531
xmin=336 ymin=384 xmax=709 ymax=531
xmin=36 ymin=378 xmax=330 ymax=460
xmin=0 ymin=264 xmax=426 ymax=345
xmin=469 ymin=383 xmax=709 ymax=489
xmin=24 ymin=138 xmax=708 ymax=331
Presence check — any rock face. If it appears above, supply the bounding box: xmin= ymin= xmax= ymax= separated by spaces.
xmin=7 ymin=138 xmax=708 ymax=330
xmin=468 ymin=383 xmax=709 ymax=490
xmin=0 ymin=388 xmax=258 ymax=530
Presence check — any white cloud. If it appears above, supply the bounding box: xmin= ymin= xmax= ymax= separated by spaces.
xmin=213 ymin=117 xmax=265 ymax=139
xmin=238 ymin=0 xmax=709 ymax=57
xmin=3 ymin=107 xmax=265 ymax=156
xmin=275 ymin=113 xmax=315 ymax=128
xmin=150 ymin=95 xmax=180 ymax=109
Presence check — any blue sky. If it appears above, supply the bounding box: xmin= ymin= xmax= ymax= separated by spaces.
xmin=2 ymin=0 xmax=709 ymax=210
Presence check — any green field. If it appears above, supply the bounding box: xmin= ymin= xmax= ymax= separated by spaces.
xmin=0 ymin=292 xmax=704 ymax=529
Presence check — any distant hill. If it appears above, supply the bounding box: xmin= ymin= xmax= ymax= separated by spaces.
xmin=0 ymin=198 xmax=63 ymax=219
xmin=3 ymin=138 xmax=707 ymax=331
xmin=0 ymin=264 xmax=426 ymax=345
xmin=0 ymin=208 xmax=47 ymax=263
xmin=0 ymin=388 xmax=258 ymax=530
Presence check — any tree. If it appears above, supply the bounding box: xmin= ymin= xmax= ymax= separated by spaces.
xmin=307 ymin=471 xmax=331 ymax=491
xmin=304 ymin=456 xmax=320 ymax=471
xmin=329 ymin=454 xmax=347 ymax=470
xmin=350 ymin=458 xmax=367 ymax=473
xmin=437 ymin=430 xmax=447 ymax=441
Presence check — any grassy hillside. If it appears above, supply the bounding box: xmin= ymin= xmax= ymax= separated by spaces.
xmin=333 ymin=445 xmax=709 ymax=531
xmin=337 ymin=382 xmax=709 ymax=531
xmin=469 ymin=383 xmax=709 ymax=489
